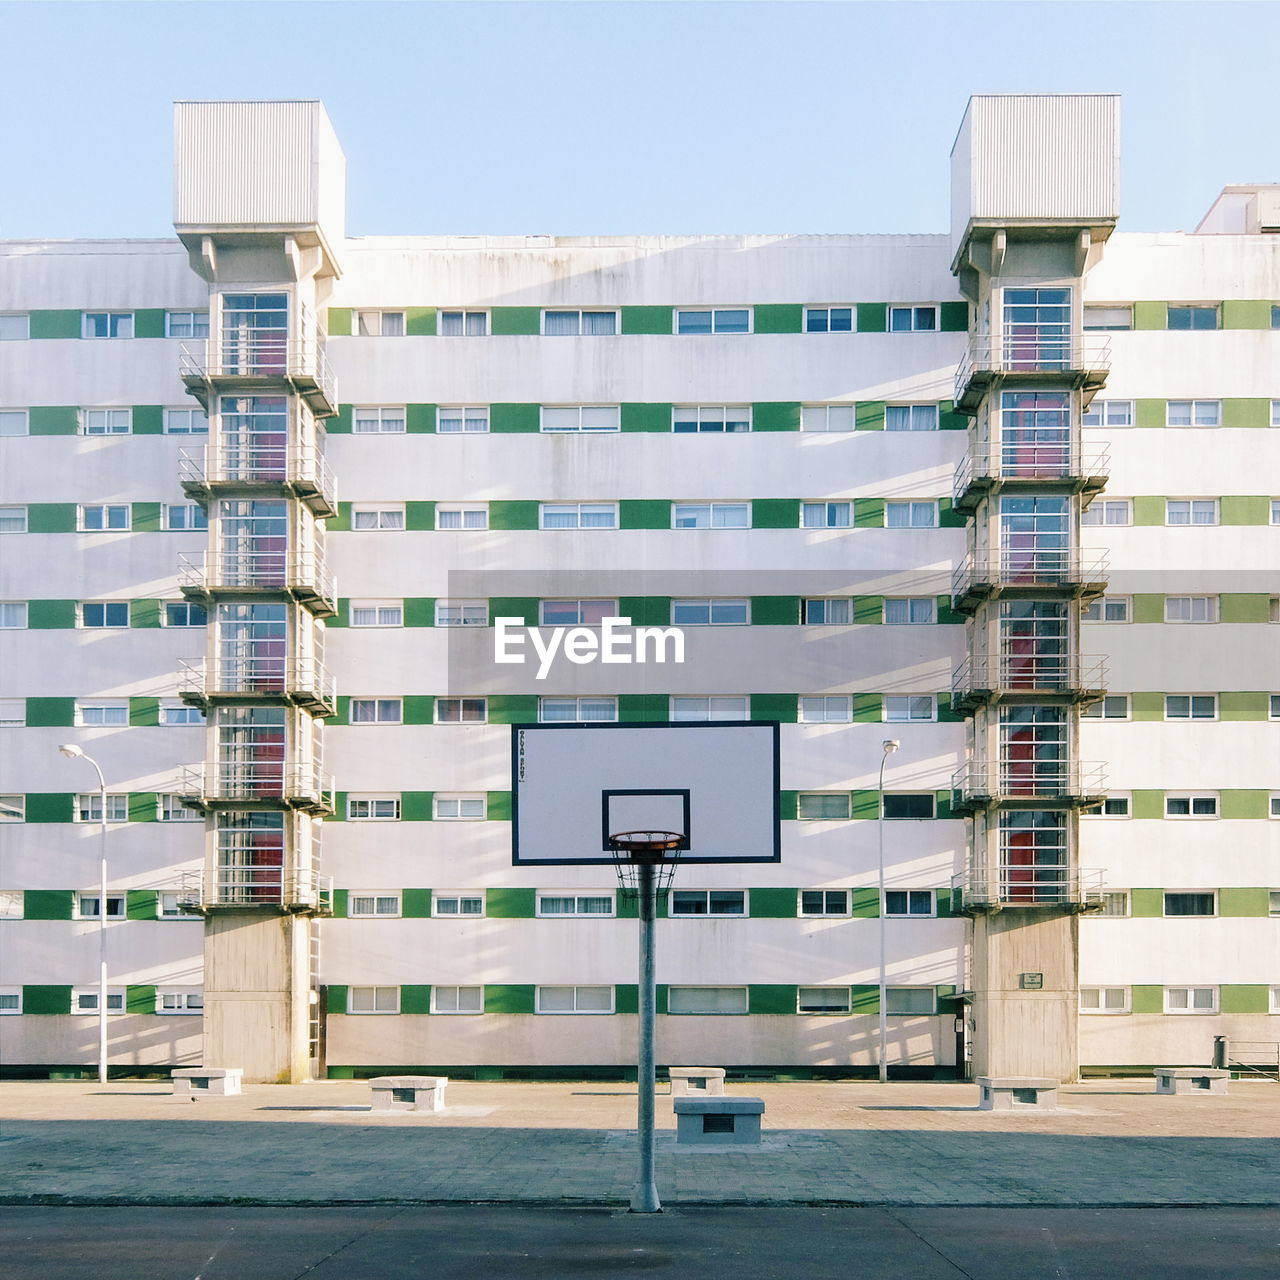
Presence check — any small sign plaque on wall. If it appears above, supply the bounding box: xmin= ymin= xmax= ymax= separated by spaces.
xmin=1019 ymin=972 xmax=1044 ymax=990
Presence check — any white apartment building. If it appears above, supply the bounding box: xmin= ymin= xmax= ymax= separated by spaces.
xmin=0 ymin=96 xmax=1277 ymax=1083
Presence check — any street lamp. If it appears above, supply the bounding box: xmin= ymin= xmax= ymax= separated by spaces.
xmin=877 ymin=739 xmax=900 ymax=1085
xmin=58 ymin=744 xmax=109 ymax=1085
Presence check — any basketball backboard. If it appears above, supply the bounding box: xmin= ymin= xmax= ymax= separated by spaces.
xmin=511 ymin=721 xmax=780 ymax=865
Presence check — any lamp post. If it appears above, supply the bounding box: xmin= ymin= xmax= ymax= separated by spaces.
xmin=58 ymin=744 xmax=109 ymax=1085
xmin=877 ymin=739 xmax=900 ymax=1085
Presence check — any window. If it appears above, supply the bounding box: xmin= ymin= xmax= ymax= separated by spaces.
xmin=353 ymin=406 xmax=407 ymax=434
xmin=0 ymin=505 xmax=27 ymax=534
xmin=885 ymin=501 xmax=937 ymax=528
xmin=885 ymin=890 xmax=935 ymax=917
xmin=1082 ymin=695 xmax=1129 ymax=720
xmin=436 ymin=698 xmax=487 ymax=724
xmin=0 ymin=795 xmax=25 ymax=823
xmin=350 ymin=698 xmax=402 ymax=724
xmin=883 ymin=794 xmax=935 ymax=820
xmin=439 ymin=311 xmax=488 ymax=337
xmin=434 ymin=794 xmax=487 ymax=820
xmin=165 ymin=602 xmax=208 ymax=627
xmin=0 ymin=410 xmax=29 ymax=436
xmin=1273 ymin=796 xmax=1280 ymax=820
xmin=165 ymin=311 xmax=209 ymax=339
xmin=1165 ymin=695 xmax=1217 ymax=720
xmin=542 ymin=309 xmax=617 ymax=336
xmin=163 ymin=408 xmax=209 ymax=434
xmin=355 ymin=311 xmax=405 ymax=337
xmin=673 ymin=503 xmax=750 ymax=529
xmin=537 ymin=894 xmax=614 ymax=917
xmin=0 ymin=314 xmax=30 ymax=340
xmin=435 ymin=600 xmax=488 ymax=627
xmin=803 ymin=598 xmax=851 ymax=625
xmin=436 ymin=504 xmax=489 ymax=530
xmin=1082 ymin=596 xmax=1130 ymax=623
xmin=883 ymin=597 xmax=936 ymax=625
xmin=539 ymin=696 xmax=617 ymax=722
xmin=76 ymin=794 xmax=128 ymax=822
xmin=1272 ymin=501 xmax=1280 ymax=526
xmin=82 ymin=312 xmax=133 ymax=339
xmin=667 ymin=986 xmax=748 ymax=1014
xmin=540 ymin=503 xmax=618 ymax=529
xmin=798 ymin=987 xmax=852 ymax=1014
xmin=675 ymin=309 xmax=750 ymax=334
xmin=347 ymin=795 xmax=401 ymax=821
xmin=1272 ymin=597 xmax=1280 ymax=624
xmin=348 ymin=986 xmax=399 ymax=1013
xmin=1080 ymin=987 xmax=1130 ymax=1014
xmin=77 ymin=701 xmax=127 ymax=727
xmin=672 ymin=599 xmax=748 ymax=626
xmin=800 ymin=404 xmax=855 ymax=432
xmin=1082 ymin=306 xmax=1132 ymax=331
xmin=81 ymin=602 xmax=129 ymax=628
xmin=1081 ymin=500 xmax=1132 ymax=526
xmin=349 ymin=893 xmax=401 ymax=918
xmin=1165 ymin=596 xmax=1217 ymax=623
xmin=1272 ymin=695 xmax=1280 ymax=721
xmin=883 ymin=696 xmax=935 ymax=723
xmin=433 ymin=985 xmax=484 ymax=1014
xmin=672 ymin=405 xmax=751 ymax=433
xmin=797 ymin=793 xmax=851 ymax=821
xmin=540 ymin=600 xmax=617 ymax=626
xmin=540 ymin=406 xmax=620 ymax=433
xmin=888 ymin=306 xmax=937 ymax=332
xmin=1167 ymin=305 xmax=1218 ymax=330
xmin=799 ymin=890 xmax=849 ymax=917
xmin=885 ymin=405 xmax=939 ymax=432
xmin=670 ymin=890 xmax=746 ymax=917
xmin=352 ymin=504 xmax=405 ymax=531
xmin=799 ymin=696 xmax=852 ymax=723
xmin=536 ymin=986 xmax=613 ymax=1014
xmin=83 ymin=409 xmax=131 ymax=435
xmin=73 ymin=989 xmax=125 ymax=1014
xmin=885 ymin=987 xmax=937 ymax=1015
xmin=80 ymin=504 xmax=130 ymax=531
xmin=0 ymin=699 xmax=25 ymax=727
xmin=1098 ymin=891 xmax=1130 ymax=916
xmin=0 ymin=988 xmax=20 ymax=1014
xmin=670 ymin=696 xmax=749 ymax=721
xmin=1166 ymin=499 xmax=1219 ymax=526
xmin=0 ymin=602 xmax=28 ymax=629
xmin=436 ymin=406 xmax=488 ymax=433
xmin=1165 ymin=794 xmax=1218 ymax=818
xmin=433 ymin=893 xmax=484 ymax=917
xmin=1164 ymin=892 xmax=1216 ymax=917
xmin=157 ymin=991 xmax=204 ymax=1015
xmin=350 ymin=601 xmax=403 ymax=628
xmin=76 ymin=894 xmax=126 ymax=919
xmin=1270 ymin=891 xmax=1280 ymax=914
xmin=0 ymin=891 xmax=22 ymax=919
xmin=158 ymin=795 xmax=200 ymax=822
xmin=1081 ymin=400 xmax=1134 ymax=428
xmin=1165 ymin=987 xmax=1217 ymax=1014
xmin=163 ymin=503 xmax=207 ymax=532
xmin=804 ymin=307 xmax=853 ymax=333
xmin=1274 ymin=400 xmax=1280 ymax=428
xmin=801 ymin=502 xmax=852 ymax=529
xmin=1166 ymin=400 xmax=1221 ymax=427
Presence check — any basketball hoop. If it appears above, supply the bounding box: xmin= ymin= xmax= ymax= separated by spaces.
xmin=607 ymin=830 xmax=687 ymax=898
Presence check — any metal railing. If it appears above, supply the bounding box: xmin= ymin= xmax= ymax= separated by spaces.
xmin=177 ymin=657 xmax=336 ymax=711
xmin=951 ymin=759 xmax=1108 ymax=803
xmin=952 ymin=867 xmax=1106 ymax=911
xmin=182 ymin=864 xmax=334 ymax=911
xmin=952 ymin=552 xmax=1109 ymax=603
xmin=178 ymin=444 xmax=337 ymax=514
xmin=1218 ymin=1039 xmax=1280 ymax=1082
xmin=953 ymin=443 xmax=1110 ymax=505
xmin=178 ymin=762 xmax=334 ymax=810
xmin=952 ymin=653 xmax=1108 ymax=698
xmin=178 ymin=549 xmax=336 ymax=611
xmin=954 ymin=334 xmax=1112 ymax=402
xmin=180 ymin=335 xmax=334 ymax=399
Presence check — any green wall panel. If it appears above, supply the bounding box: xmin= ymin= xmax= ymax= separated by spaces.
xmin=29 ymin=406 xmax=78 ymax=435
xmin=1131 ymin=497 xmax=1165 ymax=526
xmin=402 ymin=889 xmax=432 ymax=918
xmin=132 ymin=405 xmax=164 ymax=435
xmin=1220 ymin=692 xmax=1269 ymax=721
xmin=1221 ymin=984 xmax=1270 ymax=1014
xmin=29 ymin=311 xmax=80 ymax=340
xmin=1221 ymin=791 xmax=1269 ymax=820
xmin=127 ymin=793 xmax=159 ymax=822
xmin=403 ymin=696 xmax=434 ymax=725
xmin=854 ymin=596 xmax=883 ymax=624
xmin=619 ymin=500 xmax=671 ymax=529
xmin=749 ymin=888 xmax=797 ymax=919
xmin=1221 ymin=594 xmax=1271 ymax=624
xmin=28 ymin=504 xmax=76 ymax=533
xmin=127 ymin=889 xmax=158 ymax=920
xmin=405 ymin=501 xmax=435 ymax=531
xmin=327 ymin=984 xmax=348 ymax=1013
xmin=327 ymin=308 xmax=353 ymax=337
xmin=752 ymin=499 xmax=800 ymax=528
xmin=1130 ymin=595 xmax=1165 ymax=625
xmin=487 ymin=888 xmax=536 ymax=918
xmin=778 ymin=790 xmax=798 ymax=820
xmin=854 ymin=498 xmax=885 ymax=526
xmin=938 ymin=499 xmax=966 ymax=529
xmin=327 ymin=504 xmax=351 ymax=533
xmin=852 ymin=694 xmax=881 ymax=723
xmin=1134 ymin=399 xmax=1166 ymax=428
xmin=485 ymin=984 xmax=536 ymax=1014
xmin=487 ymin=791 xmax=512 ymax=822
xmin=327 ymin=405 xmax=353 ymax=434
xmin=851 ymin=791 xmax=880 ymax=820
xmin=753 ymin=305 xmax=803 ymax=335
xmin=1130 ymin=985 xmax=1163 ymax=1014
xmin=618 ymin=597 xmax=671 ymax=627
xmin=620 ymin=403 xmax=671 ymax=433
xmin=1222 ymin=398 xmax=1272 ymax=428
xmin=850 ymin=887 xmax=880 ymax=918
xmin=617 ymin=694 xmax=667 ymax=723
xmin=1221 ymin=496 xmax=1270 ymax=525
xmin=400 ymin=792 xmax=433 ymax=822
xmin=132 ymin=502 xmax=163 ymax=531
xmin=401 ymin=984 xmax=432 ymax=1014
xmin=406 ymin=404 xmax=436 ymax=434
xmin=330 ymin=889 xmax=348 ymax=919
xmin=621 ymin=307 xmax=674 ymax=335
xmin=750 ymin=694 xmax=797 ymax=723
xmin=25 ymin=793 xmax=74 ymax=823
xmin=1219 ymin=888 xmax=1270 ymax=917
xmin=939 ymin=401 xmax=968 ymax=430
xmin=489 ymin=695 xmax=539 ymax=724
xmin=1129 ymin=888 xmax=1164 ymax=917
xmin=856 ymin=303 xmax=886 ymax=333
xmin=752 ymin=402 xmax=802 ymax=432
xmin=856 ymin=401 xmax=885 ymax=431
xmin=936 ymin=695 xmax=964 ymax=724
xmin=750 ymin=984 xmax=798 ymax=1014
xmin=491 ymin=308 xmax=541 ymax=336
xmin=26 ymin=698 xmax=74 ymax=727
xmin=489 ymin=596 xmax=539 ymax=627
xmin=850 ymin=984 xmax=879 ymax=1014
xmin=490 ymin=501 xmax=540 ymax=529
xmin=1130 ymin=792 xmax=1165 ymax=821
xmin=940 ymin=301 xmax=969 ymax=332
xmin=134 ymin=310 xmax=166 ymax=339
xmin=28 ymin=600 xmax=77 ymax=629
xmin=130 ymin=600 xmax=163 ymax=629
xmin=405 ymin=307 xmax=437 ymax=337
xmin=1221 ymin=301 xmax=1272 ymax=330
xmin=937 ymin=598 xmax=966 ymax=626
xmin=615 ymin=983 xmax=639 ymax=1014
xmin=1130 ymin=693 xmax=1163 ymax=722
xmin=126 ymin=984 xmax=156 ymax=1014
xmin=750 ymin=596 xmax=799 ymax=625
xmin=23 ymin=984 xmax=72 ymax=1014
xmin=1132 ymin=301 xmax=1167 ymax=330
xmin=24 ymin=890 xmax=74 ymax=920
xmin=490 ymin=404 xmax=541 ymax=434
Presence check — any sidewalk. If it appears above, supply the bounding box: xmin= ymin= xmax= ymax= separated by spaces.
xmin=2 ymin=1079 xmax=1278 ymax=1207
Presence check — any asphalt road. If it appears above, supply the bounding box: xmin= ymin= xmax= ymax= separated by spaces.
xmin=3 ymin=1205 xmax=1279 ymax=1279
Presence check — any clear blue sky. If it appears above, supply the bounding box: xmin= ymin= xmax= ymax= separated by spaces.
xmin=2 ymin=1 xmax=1275 ymax=239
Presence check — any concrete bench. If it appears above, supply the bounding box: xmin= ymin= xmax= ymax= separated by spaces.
xmin=668 ymin=1066 xmax=726 ymax=1097
xmin=172 ymin=1068 xmax=243 ymax=1097
xmin=674 ymin=1096 xmax=764 ymax=1145
xmin=977 ymin=1076 xmax=1058 ymax=1111
xmin=368 ymin=1075 xmax=449 ymax=1112
xmin=1154 ymin=1067 xmax=1230 ymax=1096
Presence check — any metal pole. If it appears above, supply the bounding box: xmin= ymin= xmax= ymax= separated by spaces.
xmin=877 ymin=740 xmax=898 ymax=1086
xmin=631 ymin=861 xmax=661 ymax=1213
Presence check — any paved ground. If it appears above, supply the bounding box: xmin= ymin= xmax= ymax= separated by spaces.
xmin=2 ymin=1078 xmax=1279 ymax=1207
xmin=3 ymin=1205 xmax=1280 ymax=1279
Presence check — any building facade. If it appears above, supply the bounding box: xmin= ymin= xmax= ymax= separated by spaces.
xmin=1 ymin=96 xmax=1277 ymax=1082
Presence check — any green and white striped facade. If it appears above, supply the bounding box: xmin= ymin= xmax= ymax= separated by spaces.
xmin=0 ymin=96 xmax=1277 ymax=1081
